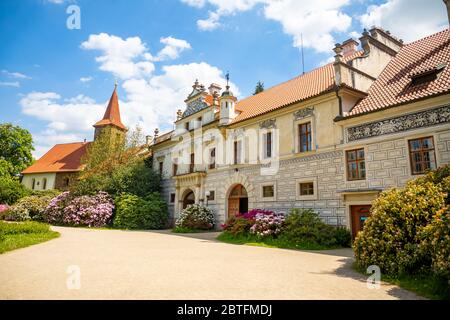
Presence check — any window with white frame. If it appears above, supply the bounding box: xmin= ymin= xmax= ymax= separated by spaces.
xmin=261 ymin=183 xmax=276 ymax=201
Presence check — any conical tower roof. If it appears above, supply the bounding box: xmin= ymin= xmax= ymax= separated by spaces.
xmin=93 ymin=85 xmax=126 ymax=130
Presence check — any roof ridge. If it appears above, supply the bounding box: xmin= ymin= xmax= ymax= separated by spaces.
xmin=404 ymin=28 xmax=450 ymax=47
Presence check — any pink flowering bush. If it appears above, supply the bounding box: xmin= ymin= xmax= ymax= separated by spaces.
xmin=63 ymin=192 xmax=114 ymax=227
xmin=0 ymin=204 xmax=9 ymax=220
xmin=43 ymin=191 xmax=114 ymax=227
xmin=43 ymin=191 xmax=72 ymax=224
xmin=250 ymin=211 xmax=285 ymax=237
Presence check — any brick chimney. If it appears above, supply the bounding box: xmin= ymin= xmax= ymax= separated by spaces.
xmin=341 ymin=39 xmax=359 ymax=57
xmin=444 ymin=0 xmax=450 ymax=26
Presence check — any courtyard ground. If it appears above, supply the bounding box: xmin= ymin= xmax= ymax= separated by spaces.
xmin=0 ymin=226 xmax=423 ymax=300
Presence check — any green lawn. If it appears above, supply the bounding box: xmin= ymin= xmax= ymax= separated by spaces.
xmin=354 ymin=264 xmax=450 ymax=300
xmin=217 ymin=232 xmax=344 ymax=251
xmin=0 ymin=221 xmax=60 ymax=254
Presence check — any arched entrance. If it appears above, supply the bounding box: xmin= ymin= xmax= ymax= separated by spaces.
xmin=182 ymin=190 xmax=195 ymax=209
xmin=227 ymin=184 xmax=248 ymax=218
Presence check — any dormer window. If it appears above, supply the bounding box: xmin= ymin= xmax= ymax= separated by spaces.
xmin=410 ymin=63 xmax=446 ymax=86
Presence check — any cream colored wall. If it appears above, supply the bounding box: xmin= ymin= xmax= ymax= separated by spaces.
xmin=22 ymin=173 xmax=56 ymax=191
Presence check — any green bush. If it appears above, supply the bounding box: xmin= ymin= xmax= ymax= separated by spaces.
xmin=176 ymin=204 xmax=215 ymax=230
xmin=353 ymin=180 xmax=446 ymax=276
xmin=0 ymin=221 xmax=51 ymax=235
xmin=421 ymin=205 xmax=450 ymax=279
xmin=222 ymin=215 xmax=253 ymax=236
xmin=0 ymin=176 xmax=28 ymax=205
xmin=5 ymin=195 xmax=55 ymax=222
xmin=113 ymin=193 xmax=168 ymax=230
xmin=279 ymin=209 xmax=351 ymax=248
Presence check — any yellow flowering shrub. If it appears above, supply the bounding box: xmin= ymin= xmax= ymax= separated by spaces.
xmin=353 ymin=180 xmax=446 ymax=276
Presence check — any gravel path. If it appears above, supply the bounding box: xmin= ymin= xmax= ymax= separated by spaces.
xmin=0 ymin=226 xmax=423 ymax=300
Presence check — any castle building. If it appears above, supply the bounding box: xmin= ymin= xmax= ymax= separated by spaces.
xmin=21 ymin=85 xmax=126 ymax=191
xmin=150 ymin=28 xmax=450 ymax=238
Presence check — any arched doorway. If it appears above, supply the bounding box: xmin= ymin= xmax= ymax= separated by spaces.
xmin=228 ymin=184 xmax=248 ymax=218
xmin=182 ymin=190 xmax=195 ymax=209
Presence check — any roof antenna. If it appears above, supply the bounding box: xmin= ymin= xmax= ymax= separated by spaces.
xmin=301 ymin=33 xmax=305 ymax=75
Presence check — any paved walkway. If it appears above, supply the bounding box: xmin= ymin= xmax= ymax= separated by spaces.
xmin=0 ymin=226 xmax=422 ymax=300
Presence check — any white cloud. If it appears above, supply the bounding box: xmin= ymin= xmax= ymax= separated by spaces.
xmin=154 ymin=37 xmax=192 ymax=61
xmin=0 ymin=81 xmax=20 ymax=87
xmin=181 ymin=0 xmax=206 ymax=8
xmin=2 ymin=70 xmax=31 ymax=79
xmin=24 ymin=33 xmax=237 ymax=157
xmin=360 ymin=0 xmax=448 ymax=43
xmin=182 ymin=0 xmax=353 ymax=52
xmin=80 ymin=76 xmax=93 ymax=83
xmin=47 ymin=0 xmax=65 ymax=3
xmin=81 ymin=33 xmax=155 ymax=80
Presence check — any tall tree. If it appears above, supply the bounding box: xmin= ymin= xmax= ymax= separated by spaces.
xmin=254 ymin=81 xmax=264 ymax=95
xmin=0 ymin=123 xmax=34 ymax=177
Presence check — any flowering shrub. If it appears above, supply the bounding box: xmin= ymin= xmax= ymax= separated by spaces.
xmin=4 ymin=195 xmax=55 ymax=222
xmin=241 ymin=208 xmax=274 ymax=220
xmin=420 ymin=205 xmax=450 ymax=279
xmin=0 ymin=204 xmax=9 ymax=219
xmin=113 ymin=193 xmax=168 ymax=230
xmin=176 ymin=204 xmax=215 ymax=230
xmin=353 ymin=180 xmax=446 ymax=276
xmin=222 ymin=215 xmax=254 ymax=236
xmin=43 ymin=191 xmax=72 ymax=225
xmin=43 ymin=191 xmax=114 ymax=227
xmin=63 ymin=192 xmax=114 ymax=227
xmin=250 ymin=211 xmax=285 ymax=237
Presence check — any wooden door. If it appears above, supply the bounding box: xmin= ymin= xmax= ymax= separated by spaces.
xmin=351 ymin=205 xmax=371 ymax=239
xmin=228 ymin=198 xmax=240 ymax=218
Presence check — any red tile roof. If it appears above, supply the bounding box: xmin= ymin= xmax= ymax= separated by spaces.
xmin=94 ymin=86 xmax=127 ymax=130
xmin=349 ymin=28 xmax=450 ymax=116
xmin=232 ymin=51 xmax=363 ymax=124
xmin=22 ymin=142 xmax=90 ymax=174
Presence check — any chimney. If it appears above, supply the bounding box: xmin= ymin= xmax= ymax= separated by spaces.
xmin=341 ymin=39 xmax=359 ymax=57
xmin=208 ymin=83 xmax=222 ymax=96
xmin=444 ymin=0 xmax=450 ymax=26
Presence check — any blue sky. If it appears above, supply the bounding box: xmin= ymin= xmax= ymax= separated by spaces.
xmin=0 ymin=0 xmax=447 ymax=157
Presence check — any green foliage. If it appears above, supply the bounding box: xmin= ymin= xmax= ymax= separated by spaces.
xmin=279 ymin=209 xmax=351 ymax=247
xmin=223 ymin=216 xmax=253 ymax=236
xmin=253 ymin=81 xmax=264 ymax=95
xmin=0 ymin=221 xmax=59 ymax=254
xmin=353 ymin=178 xmax=446 ymax=276
xmin=0 ymin=123 xmax=34 ymax=176
xmin=0 ymin=176 xmax=28 ymax=205
xmin=176 ymin=204 xmax=215 ymax=230
xmin=420 ymin=205 xmax=450 ymax=279
xmin=107 ymin=160 xmax=161 ymax=197
xmin=113 ymin=193 xmax=168 ymax=230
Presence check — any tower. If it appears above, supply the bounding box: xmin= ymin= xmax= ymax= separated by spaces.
xmin=93 ymin=84 xmax=127 ymax=147
xmin=219 ymin=73 xmax=238 ymax=126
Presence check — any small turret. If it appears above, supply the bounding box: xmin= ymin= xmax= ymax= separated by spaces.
xmin=219 ymin=72 xmax=238 ymax=126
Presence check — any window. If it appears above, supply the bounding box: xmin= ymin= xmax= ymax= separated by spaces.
xmin=170 ymin=193 xmax=176 ymax=203
xmin=159 ymin=162 xmax=164 ymax=175
xmin=346 ymin=148 xmax=366 ymax=181
xmin=207 ymin=191 xmax=215 ymax=201
xmin=409 ymin=137 xmax=436 ymax=175
xmin=31 ymin=178 xmax=35 ymax=190
xmin=262 ymin=185 xmax=274 ymax=198
xmin=234 ymin=141 xmax=242 ymax=165
xmin=172 ymin=162 xmax=178 ymax=176
xmin=185 ymin=122 xmax=190 ymax=131
xmin=299 ymin=122 xmax=312 ymax=152
xmin=197 ymin=117 xmax=202 ymax=127
xmin=300 ymin=182 xmax=314 ymax=196
xmin=64 ymin=177 xmax=70 ymax=187
xmin=296 ymin=178 xmax=317 ymax=200
xmin=209 ymin=148 xmax=216 ymax=170
xmin=263 ymin=132 xmax=272 ymax=158
xmin=43 ymin=178 xmax=47 ymax=190
xmin=190 ymin=153 xmax=195 ymax=173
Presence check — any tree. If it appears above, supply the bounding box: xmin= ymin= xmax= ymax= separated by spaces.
xmin=0 ymin=123 xmax=34 ymax=176
xmin=254 ymin=81 xmax=264 ymax=95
